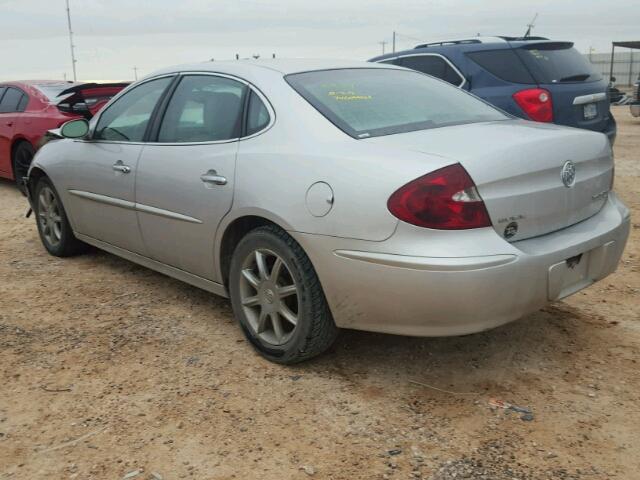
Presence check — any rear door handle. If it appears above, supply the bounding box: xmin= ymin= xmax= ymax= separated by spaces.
xmin=6 ymin=121 xmax=14 ymax=127
xmin=112 ymin=161 xmax=131 ymax=174
xmin=200 ymin=170 xmax=227 ymax=185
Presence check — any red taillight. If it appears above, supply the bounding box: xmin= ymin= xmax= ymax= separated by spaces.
xmin=513 ymin=88 xmax=553 ymax=123
xmin=387 ymin=164 xmax=492 ymax=230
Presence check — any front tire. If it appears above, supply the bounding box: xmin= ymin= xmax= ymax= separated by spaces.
xmin=229 ymin=225 xmax=338 ymax=364
xmin=34 ymin=177 xmax=85 ymax=257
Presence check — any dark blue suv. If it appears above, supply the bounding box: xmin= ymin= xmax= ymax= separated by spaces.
xmin=370 ymin=36 xmax=616 ymax=143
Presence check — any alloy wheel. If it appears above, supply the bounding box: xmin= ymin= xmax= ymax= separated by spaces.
xmin=37 ymin=186 xmax=62 ymax=247
xmin=238 ymin=248 xmax=300 ymax=346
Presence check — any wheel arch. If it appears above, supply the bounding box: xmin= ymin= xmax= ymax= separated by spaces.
xmin=26 ymin=165 xmax=48 ymax=199
xmin=216 ymin=210 xmax=294 ymax=289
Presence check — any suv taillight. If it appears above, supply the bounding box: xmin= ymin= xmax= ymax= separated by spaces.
xmin=387 ymin=164 xmax=492 ymax=230
xmin=513 ymin=88 xmax=553 ymax=123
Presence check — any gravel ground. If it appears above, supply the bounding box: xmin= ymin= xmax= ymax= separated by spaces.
xmin=1 ymin=107 xmax=638 ymax=480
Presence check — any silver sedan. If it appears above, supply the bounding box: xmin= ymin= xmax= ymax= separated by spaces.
xmin=26 ymin=59 xmax=630 ymax=363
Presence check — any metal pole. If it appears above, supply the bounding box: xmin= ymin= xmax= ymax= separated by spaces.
xmin=379 ymin=41 xmax=387 ymax=55
xmin=609 ymin=43 xmax=615 ymax=83
xmin=65 ymin=0 xmax=77 ymax=81
xmin=629 ymin=49 xmax=634 ymax=87
xmin=133 ymin=67 xmax=138 ymax=81
xmin=392 ymin=31 xmax=396 ymax=53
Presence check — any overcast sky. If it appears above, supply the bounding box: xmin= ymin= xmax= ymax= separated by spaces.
xmin=1 ymin=0 xmax=638 ymax=82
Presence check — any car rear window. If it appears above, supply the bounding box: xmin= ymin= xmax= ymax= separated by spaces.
xmin=34 ymin=83 xmax=80 ymax=101
xmin=285 ymin=68 xmax=507 ymax=139
xmin=516 ymin=43 xmax=603 ymax=84
xmin=466 ymin=49 xmax=535 ymax=84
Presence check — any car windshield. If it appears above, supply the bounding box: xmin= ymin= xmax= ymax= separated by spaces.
xmin=517 ymin=43 xmax=603 ymax=83
xmin=285 ymin=68 xmax=508 ymax=138
xmin=34 ymin=83 xmax=81 ymax=101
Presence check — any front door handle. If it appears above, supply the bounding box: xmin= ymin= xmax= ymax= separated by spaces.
xmin=6 ymin=121 xmax=14 ymax=127
xmin=112 ymin=161 xmax=131 ymax=174
xmin=200 ymin=170 xmax=227 ymax=186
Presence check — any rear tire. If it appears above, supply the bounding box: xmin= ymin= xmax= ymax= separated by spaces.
xmin=12 ymin=142 xmax=35 ymax=192
xmin=229 ymin=225 xmax=338 ymax=364
xmin=34 ymin=177 xmax=85 ymax=257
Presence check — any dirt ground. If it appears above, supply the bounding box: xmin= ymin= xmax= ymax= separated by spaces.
xmin=1 ymin=107 xmax=639 ymax=480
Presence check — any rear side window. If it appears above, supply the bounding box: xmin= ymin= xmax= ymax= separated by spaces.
xmin=466 ymin=49 xmax=535 ymax=84
xmin=397 ymin=55 xmax=464 ymax=86
xmin=516 ymin=43 xmax=603 ymax=83
xmin=245 ymin=90 xmax=270 ymax=136
xmin=158 ymin=75 xmax=246 ymax=143
xmin=286 ymin=68 xmax=507 ymax=139
xmin=17 ymin=94 xmax=29 ymax=111
xmin=0 ymin=88 xmax=25 ymax=113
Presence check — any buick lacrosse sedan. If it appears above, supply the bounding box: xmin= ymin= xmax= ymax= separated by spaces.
xmin=26 ymin=59 xmax=630 ymax=363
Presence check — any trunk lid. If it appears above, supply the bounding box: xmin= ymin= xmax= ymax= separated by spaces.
xmin=542 ymin=79 xmax=610 ymax=134
xmin=366 ymin=120 xmax=613 ymax=242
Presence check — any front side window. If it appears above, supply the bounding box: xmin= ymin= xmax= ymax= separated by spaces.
xmin=245 ymin=90 xmax=271 ymax=136
xmin=0 ymin=88 xmax=25 ymax=113
xmin=286 ymin=68 xmax=507 ymax=139
xmin=94 ymin=77 xmax=172 ymax=142
xmin=398 ymin=56 xmax=464 ymax=86
xmin=158 ymin=75 xmax=246 ymax=143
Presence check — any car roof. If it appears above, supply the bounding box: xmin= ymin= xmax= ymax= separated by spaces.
xmin=371 ymin=37 xmax=572 ymax=62
xmin=0 ymin=80 xmax=79 ymax=87
xmin=146 ymin=58 xmax=398 ymax=79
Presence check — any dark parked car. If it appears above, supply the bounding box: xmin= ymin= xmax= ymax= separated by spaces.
xmin=0 ymin=80 xmax=128 ymax=187
xmin=370 ymin=36 xmax=617 ymax=143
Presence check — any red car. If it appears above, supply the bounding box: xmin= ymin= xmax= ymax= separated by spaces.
xmin=0 ymin=80 xmax=128 ymax=186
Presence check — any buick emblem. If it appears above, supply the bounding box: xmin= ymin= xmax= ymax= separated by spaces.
xmin=561 ymin=161 xmax=576 ymax=188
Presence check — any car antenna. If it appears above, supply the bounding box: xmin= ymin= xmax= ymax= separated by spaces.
xmin=524 ymin=12 xmax=538 ymax=38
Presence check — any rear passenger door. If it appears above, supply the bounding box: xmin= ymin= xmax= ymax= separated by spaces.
xmin=0 ymin=87 xmax=27 ymax=177
xmin=135 ymin=74 xmax=248 ymax=280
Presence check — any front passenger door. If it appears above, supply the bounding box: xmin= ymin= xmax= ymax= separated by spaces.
xmin=61 ymin=76 xmax=174 ymax=254
xmin=135 ymin=74 xmax=248 ymax=279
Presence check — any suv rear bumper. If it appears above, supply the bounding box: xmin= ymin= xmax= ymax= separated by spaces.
xmin=604 ymin=114 xmax=617 ymax=144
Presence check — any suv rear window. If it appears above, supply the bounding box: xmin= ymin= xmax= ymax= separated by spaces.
xmin=516 ymin=43 xmax=603 ymax=84
xmin=466 ymin=49 xmax=535 ymax=84
xmin=286 ymin=68 xmax=507 ymax=139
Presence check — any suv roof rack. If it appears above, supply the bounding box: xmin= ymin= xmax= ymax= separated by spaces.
xmin=414 ymin=35 xmax=549 ymax=49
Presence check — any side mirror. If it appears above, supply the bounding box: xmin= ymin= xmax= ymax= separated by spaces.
xmin=60 ymin=118 xmax=89 ymax=139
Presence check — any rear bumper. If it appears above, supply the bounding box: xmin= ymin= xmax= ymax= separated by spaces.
xmin=604 ymin=114 xmax=617 ymax=144
xmin=293 ymin=193 xmax=630 ymax=337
